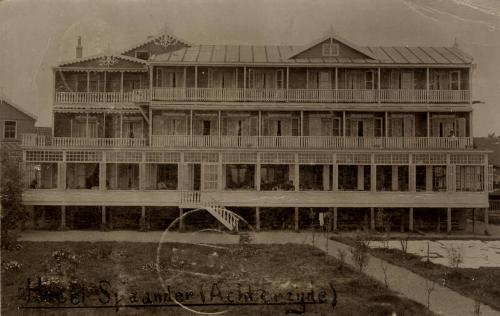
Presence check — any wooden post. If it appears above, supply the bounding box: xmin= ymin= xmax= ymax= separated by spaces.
xmin=427 ymin=112 xmax=430 ymax=137
xmin=149 ymin=108 xmax=153 ymax=145
xmin=370 ymin=207 xmax=375 ymax=231
xmin=120 ymin=71 xmax=124 ymax=99
xmin=86 ymin=112 xmax=89 ymax=138
xmin=58 ymin=162 xmax=67 ymax=189
xmin=60 ymin=206 xmax=66 ymax=230
xmin=447 ymin=207 xmax=452 ymax=233
xmin=286 ymin=67 xmax=290 ymax=102
xmin=120 ymin=113 xmax=123 ymax=138
xmin=101 ymin=206 xmax=107 ymax=230
xmin=86 ymin=71 xmax=90 ymax=92
xmin=294 ymin=161 xmax=300 ymax=191
xmin=141 ymin=206 xmax=147 ymax=231
xmin=334 ymin=67 xmax=338 ymax=103
xmin=409 ymin=208 xmax=414 ymax=232
xmin=300 ymin=111 xmax=304 ymax=136
xmin=342 ymin=111 xmax=346 ymax=136
xmin=294 ymin=207 xmax=299 ymax=232
xmin=255 ymin=207 xmax=260 ymax=231
xmin=256 ymin=158 xmax=261 ymax=191
xmin=103 ymin=71 xmax=107 ymax=93
xmin=385 ymin=112 xmax=389 ymax=137
xmin=218 ymin=110 xmax=221 ymax=145
xmin=332 ymin=164 xmax=338 ymax=192
xmin=357 ymin=165 xmax=365 ymax=191
xmin=391 ymin=165 xmax=399 ymax=191
xmin=306 ymin=68 xmax=309 ymax=89
xmin=377 ymin=67 xmax=381 ymax=103
xmin=484 ymin=208 xmax=489 ymax=235
xmin=426 ymin=166 xmax=433 ymax=191
xmin=426 ymin=68 xmax=430 ymax=103
xmin=195 ymin=66 xmax=198 ymax=89
xmin=99 ymin=162 xmax=106 ymax=190
xmin=190 ymin=110 xmax=193 ymax=136
xmin=243 ymin=66 xmax=247 ymax=100
xmin=370 ymin=164 xmax=376 ymax=192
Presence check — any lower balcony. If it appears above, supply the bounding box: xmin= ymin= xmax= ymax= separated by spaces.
xmin=151 ymin=135 xmax=473 ymax=150
xmin=22 ymin=134 xmax=148 ymax=148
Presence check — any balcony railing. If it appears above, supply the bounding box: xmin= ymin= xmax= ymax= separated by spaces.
xmin=150 ymin=87 xmax=470 ymax=103
xmin=151 ymin=135 xmax=473 ymax=150
xmin=21 ymin=135 xmax=148 ymax=147
xmin=54 ymin=88 xmax=471 ymax=104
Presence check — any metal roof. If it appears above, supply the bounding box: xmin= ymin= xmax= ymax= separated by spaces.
xmin=151 ymin=45 xmax=472 ymax=65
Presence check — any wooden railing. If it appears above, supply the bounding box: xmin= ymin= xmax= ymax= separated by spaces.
xmin=150 ymin=87 xmax=470 ymax=103
xmin=22 ymin=134 xmax=46 ymax=146
xmin=180 ymin=190 xmax=202 ymax=206
xmin=490 ymin=201 xmax=500 ymax=211
xmin=151 ymin=135 xmax=473 ymax=149
xmin=22 ymin=135 xmax=147 ymax=147
xmin=55 ymin=91 xmax=135 ymax=104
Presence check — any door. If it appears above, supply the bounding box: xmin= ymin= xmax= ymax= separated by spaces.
xmin=400 ymin=72 xmax=414 ymax=90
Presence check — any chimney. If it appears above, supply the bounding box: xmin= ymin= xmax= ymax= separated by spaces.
xmin=76 ymin=36 xmax=83 ymax=59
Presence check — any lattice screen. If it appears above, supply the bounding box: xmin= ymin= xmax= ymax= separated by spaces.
xmin=26 ymin=151 xmax=63 ymax=162
xmin=66 ymin=151 xmax=103 ymax=162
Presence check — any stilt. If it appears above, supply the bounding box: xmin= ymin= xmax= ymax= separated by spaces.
xmin=179 ymin=208 xmax=185 ymax=232
xmin=294 ymin=207 xmax=299 ymax=232
xmin=60 ymin=206 xmax=66 ymax=230
xmin=409 ymin=208 xmax=414 ymax=232
xmin=255 ymin=207 xmax=260 ymax=231
xmin=333 ymin=207 xmax=337 ymax=231
xmin=447 ymin=207 xmax=452 ymax=233
xmin=370 ymin=207 xmax=375 ymax=231
xmin=101 ymin=206 xmax=107 ymax=230
xmin=484 ymin=208 xmax=489 ymax=235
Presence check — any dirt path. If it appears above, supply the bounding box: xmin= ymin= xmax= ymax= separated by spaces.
xmin=19 ymin=230 xmax=500 ymax=316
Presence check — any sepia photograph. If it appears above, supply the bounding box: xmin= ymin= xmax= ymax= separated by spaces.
xmin=1 ymin=0 xmax=500 ymax=315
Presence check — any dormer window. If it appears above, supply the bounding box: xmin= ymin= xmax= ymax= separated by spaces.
xmin=135 ymin=51 xmax=150 ymax=60
xmin=322 ymin=43 xmax=339 ymax=57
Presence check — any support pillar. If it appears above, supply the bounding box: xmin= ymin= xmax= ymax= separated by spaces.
xmin=255 ymin=207 xmax=260 ymax=231
xmin=409 ymin=208 xmax=414 ymax=232
xmin=294 ymin=163 xmax=300 ymax=191
xmin=294 ymin=207 xmax=299 ymax=232
xmin=426 ymin=166 xmax=433 ymax=191
xmin=256 ymin=161 xmax=261 ymax=191
xmin=332 ymin=164 xmax=338 ymax=192
xmin=99 ymin=162 xmax=106 ymax=190
xmin=447 ymin=207 xmax=452 ymax=233
xmin=101 ymin=206 xmax=107 ymax=230
xmin=370 ymin=165 xmax=376 ymax=192
xmin=57 ymin=162 xmax=66 ymax=189
xmin=333 ymin=207 xmax=338 ymax=231
xmin=139 ymin=163 xmax=146 ymax=190
xmin=370 ymin=207 xmax=375 ymax=231
xmin=59 ymin=206 xmax=66 ymax=230
xmin=391 ymin=165 xmax=399 ymax=191
xmin=357 ymin=165 xmax=365 ymax=191
xmin=484 ymin=208 xmax=489 ymax=235
xmin=409 ymin=164 xmax=416 ymax=192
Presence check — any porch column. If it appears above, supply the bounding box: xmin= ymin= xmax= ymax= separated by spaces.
xmin=426 ymin=166 xmax=433 ymax=191
xmin=447 ymin=207 xmax=452 ymax=233
xmin=286 ymin=67 xmax=290 ymax=102
xmin=86 ymin=71 xmax=90 ymax=92
xmin=342 ymin=111 xmax=346 ymax=136
xmin=243 ymin=66 xmax=247 ymax=100
xmin=99 ymin=162 xmax=107 ymax=190
xmin=370 ymin=207 xmax=375 ymax=231
xmin=179 ymin=208 xmax=185 ymax=232
xmin=300 ymin=111 xmax=304 ymax=136
xmin=218 ymin=110 xmax=221 ymax=145
xmin=190 ymin=110 xmax=193 ymax=136
xmin=484 ymin=208 xmax=489 ymax=235
xmin=150 ymin=66 xmax=154 ymax=99
xmin=333 ymin=207 xmax=338 ymax=231
xmin=371 ymin=164 xmax=377 ymax=192
xmin=120 ymin=113 xmax=123 ymax=138
xmin=332 ymin=164 xmax=338 ymax=192
xmin=426 ymin=68 xmax=430 ymax=103
xmin=323 ymin=165 xmax=330 ymax=190
xmin=194 ymin=66 xmax=198 ymax=89
xmin=258 ymin=111 xmax=262 ymax=138
xmin=57 ymin=162 xmax=66 ymax=189
xmin=294 ymin=207 xmax=299 ymax=232
xmin=255 ymin=207 xmax=260 ymax=231
xmin=120 ymin=71 xmax=124 ymax=97
xmin=306 ymin=68 xmax=309 ymax=89
xmin=101 ymin=206 xmax=107 ymax=230
xmin=139 ymin=163 xmax=146 ymax=190
xmin=377 ymin=67 xmax=381 ymax=103
xmin=426 ymin=112 xmax=430 ymax=137
xmin=409 ymin=208 xmax=414 ymax=232
xmin=86 ymin=113 xmax=89 ymax=138
xmin=385 ymin=112 xmax=389 ymax=137
xmin=391 ymin=165 xmax=399 ymax=191
xmin=149 ymin=108 xmax=153 ymax=145
xmin=183 ymin=67 xmax=187 ymax=88
xmin=409 ymin=155 xmax=416 ymax=192
xmin=294 ymin=163 xmax=300 ymax=191
xmin=140 ymin=206 xmax=147 ymax=231
xmin=60 ymin=206 xmax=66 ymax=230
xmin=256 ymin=160 xmax=261 ymax=191
xmin=357 ymin=165 xmax=365 ymax=191
xmin=334 ymin=68 xmax=338 ymax=103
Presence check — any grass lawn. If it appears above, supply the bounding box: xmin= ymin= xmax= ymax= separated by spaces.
xmin=1 ymin=241 xmax=433 ymax=316
xmin=333 ymin=237 xmax=500 ymax=312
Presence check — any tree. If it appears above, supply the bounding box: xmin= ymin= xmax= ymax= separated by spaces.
xmin=1 ymin=151 xmax=29 ymax=250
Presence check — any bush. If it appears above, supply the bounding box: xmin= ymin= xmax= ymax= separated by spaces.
xmin=446 ymin=245 xmax=464 ymax=269
xmin=350 ymin=232 xmax=370 ymax=272
xmin=1 ymin=260 xmax=23 ymax=272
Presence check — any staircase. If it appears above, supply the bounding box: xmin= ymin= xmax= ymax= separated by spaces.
xmin=179 ymin=191 xmax=239 ymax=232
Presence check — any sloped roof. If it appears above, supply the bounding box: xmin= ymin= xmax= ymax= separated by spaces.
xmin=150 ymin=44 xmax=472 ymax=65
xmin=0 ymin=96 xmax=37 ymax=120
xmin=121 ymin=30 xmax=192 ymax=56
xmin=57 ymin=53 xmax=147 ymax=67
xmin=288 ymin=33 xmax=378 ymax=60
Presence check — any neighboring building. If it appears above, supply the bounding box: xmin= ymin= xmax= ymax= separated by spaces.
xmin=20 ymin=30 xmax=494 ymax=232
xmin=0 ymin=97 xmax=37 ymax=157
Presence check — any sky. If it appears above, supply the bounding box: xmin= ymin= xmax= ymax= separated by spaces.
xmin=0 ymin=0 xmax=499 ymax=135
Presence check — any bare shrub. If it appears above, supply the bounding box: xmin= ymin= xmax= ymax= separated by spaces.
xmin=446 ymin=245 xmax=464 ymax=269
xmin=399 ymin=234 xmax=410 ymax=253
xmin=380 ymin=261 xmax=389 ymax=288
xmin=425 ymin=279 xmax=436 ymax=309
xmin=350 ymin=232 xmax=370 ymax=272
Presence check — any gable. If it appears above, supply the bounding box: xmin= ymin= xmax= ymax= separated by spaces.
xmin=121 ymin=32 xmax=191 ymax=59
xmin=59 ymin=55 xmax=147 ymax=69
xmin=0 ymin=100 xmax=37 ymax=121
xmin=291 ymin=38 xmax=374 ymax=60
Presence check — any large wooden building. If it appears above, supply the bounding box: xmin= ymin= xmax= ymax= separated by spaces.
xmin=20 ymin=31 xmax=494 ymax=232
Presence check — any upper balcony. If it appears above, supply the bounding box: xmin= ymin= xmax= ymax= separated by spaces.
xmin=53 ymin=67 xmax=471 ymax=106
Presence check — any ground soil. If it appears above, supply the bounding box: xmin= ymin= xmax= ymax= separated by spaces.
xmin=1 ymin=241 xmax=434 ymax=315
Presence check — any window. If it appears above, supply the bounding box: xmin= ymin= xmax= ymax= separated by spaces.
xmin=450 ymin=71 xmax=460 ymax=90
xmin=4 ymin=121 xmax=16 ymax=139
xmin=322 ymin=43 xmax=339 ymax=57
xmin=135 ymin=51 xmax=150 ymax=60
